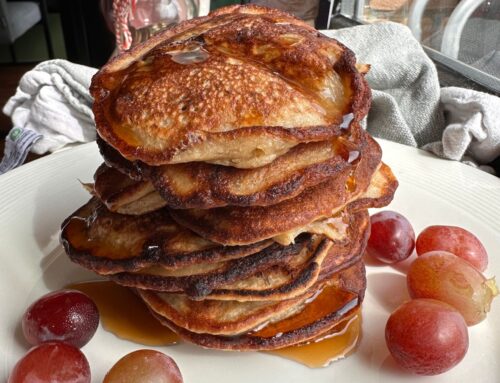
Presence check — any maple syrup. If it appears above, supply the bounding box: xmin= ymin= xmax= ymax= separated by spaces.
xmin=266 ymin=311 xmax=361 ymax=368
xmin=167 ymin=43 xmax=209 ymax=65
xmin=67 ymin=281 xmax=179 ymax=346
xmin=345 ymin=172 xmax=357 ymax=193
xmin=252 ymin=284 xmax=358 ymax=338
xmin=253 ymin=281 xmax=362 ymax=368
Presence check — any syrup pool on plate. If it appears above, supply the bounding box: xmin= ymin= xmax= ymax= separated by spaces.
xmin=266 ymin=311 xmax=361 ymax=368
xmin=67 ymin=281 xmax=179 ymax=346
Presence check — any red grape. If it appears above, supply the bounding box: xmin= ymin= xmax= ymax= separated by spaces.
xmin=366 ymin=211 xmax=415 ymax=263
xmin=407 ymin=251 xmax=498 ymax=325
xmin=385 ymin=299 xmax=468 ymax=375
xmin=8 ymin=342 xmax=91 ymax=383
xmin=22 ymin=290 xmax=99 ymax=348
xmin=416 ymin=225 xmax=488 ymax=271
xmin=103 ymin=350 xmax=183 ymax=383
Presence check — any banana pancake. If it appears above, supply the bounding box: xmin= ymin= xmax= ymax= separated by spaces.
xmin=110 ymin=234 xmax=330 ymax=299
xmin=91 ymin=5 xmax=370 ymax=167
xmin=94 ymin=134 xmax=361 ymax=211
xmin=169 ymin=140 xmax=396 ymax=246
xmin=139 ymin=261 xmax=366 ymax=350
xmin=61 ymin=198 xmax=273 ymax=275
xmin=61 ymin=3 xmax=399 ymax=357
xmin=108 ymin=210 xmax=368 ymax=302
xmin=92 ymin=164 xmax=166 ymax=215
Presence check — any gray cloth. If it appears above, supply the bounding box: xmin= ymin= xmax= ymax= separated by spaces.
xmin=324 ymin=23 xmax=500 ymax=171
xmin=425 ymin=86 xmax=500 ymax=172
xmin=325 ymin=23 xmax=444 ymax=147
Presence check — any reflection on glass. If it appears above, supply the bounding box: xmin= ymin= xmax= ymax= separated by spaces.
xmin=129 ymin=0 xmax=199 ymax=44
xmin=363 ymin=0 xmax=412 ymax=24
xmin=342 ymin=0 xmax=499 ymax=80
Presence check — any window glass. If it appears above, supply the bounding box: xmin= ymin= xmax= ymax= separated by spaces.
xmin=338 ymin=0 xmax=500 ymax=81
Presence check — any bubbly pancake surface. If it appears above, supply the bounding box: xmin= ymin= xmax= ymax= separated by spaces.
xmin=91 ymin=5 xmax=370 ymax=166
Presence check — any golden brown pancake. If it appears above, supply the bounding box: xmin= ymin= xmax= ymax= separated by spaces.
xmin=95 ymin=135 xmax=360 ymax=211
xmin=91 ymin=5 xmax=370 ymax=167
xmin=61 ymin=198 xmax=273 ymax=275
xmin=139 ymin=261 xmax=366 ymax=350
xmin=61 ymin=4 xmax=398 ymax=355
xmin=168 ymin=138 xmax=396 ymax=246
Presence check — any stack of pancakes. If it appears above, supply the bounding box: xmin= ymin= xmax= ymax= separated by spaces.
xmin=61 ymin=5 xmax=397 ymax=352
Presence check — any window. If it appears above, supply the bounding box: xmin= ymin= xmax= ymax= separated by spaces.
xmin=335 ymin=0 xmax=500 ymax=92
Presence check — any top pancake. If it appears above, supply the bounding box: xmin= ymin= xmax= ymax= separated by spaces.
xmin=91 ymin=5 xmax=370 ymax=166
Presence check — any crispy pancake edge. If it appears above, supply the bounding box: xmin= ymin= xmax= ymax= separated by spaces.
xmin=109 ymin=234 xmax=326 ymax=299
xmin=60 ymin=199 xmax=274 ymax=274
xmin=95 ymin=138 xmax=354 ymax=210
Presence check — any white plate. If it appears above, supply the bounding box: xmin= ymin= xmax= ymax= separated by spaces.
xmin=1 ymin=139 xmax=499 ymax=382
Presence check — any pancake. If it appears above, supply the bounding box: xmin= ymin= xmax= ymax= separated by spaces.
xmin=61 ymin=198 xmax=273 ymax=275
xmin=109 ymin=210 xmax=369 ymax=301
xmin=92 ymin=163 xmax=167 ymax=215
xmin=169 ymin=139 xmax=397 ymax=246
xmin=110 ymin=234 xmax=330 ymax=300
xmin=139 ymin=261 xmax=366 ymax=350
xmin=61 ymin=3 xmax=398 ymax=356
xmin=91 ymin=5 xmax=370 ymax=167
xmin=95 ymin=134 xmax=360 ymax=211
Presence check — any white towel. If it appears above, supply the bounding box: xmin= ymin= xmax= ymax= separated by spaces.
xmin=3 ymin=59 xmax=97 ymax=155
xmin=424 ymin=87 xmax=500 ymax=173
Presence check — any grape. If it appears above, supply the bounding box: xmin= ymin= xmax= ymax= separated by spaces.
xmin=407 ymin=251 xmax=498 ymax=325
xmin=103 ymin=350 xmax=183 ymax=383
xmin=385 ymin=299 xmax=468 ymax=375
xmin=366 ymin=211 xmax=415 ymax=263
xmin=22 ymin=290 xmax=99 ymax=348
xmin=416 ymin=225 xmax=488 ymax=271
xmin=8 ymin=342 xmax=91 ymax=383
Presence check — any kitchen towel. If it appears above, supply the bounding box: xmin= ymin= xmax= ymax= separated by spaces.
xmin=1 ymin=59 xmax=97 ymax=174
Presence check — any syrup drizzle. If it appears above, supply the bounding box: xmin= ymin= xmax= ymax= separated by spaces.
xmin=167 ymin=43 xmax=209 ymax=65
xmin=67 ymin=281 xmax=179 ymax=346
xmin=265 ymin=311 xmax=361 ymax=368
